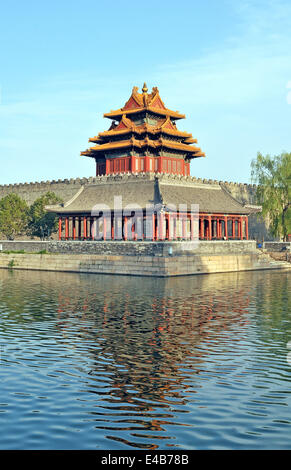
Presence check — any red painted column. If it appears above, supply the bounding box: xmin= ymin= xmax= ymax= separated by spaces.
xmin=131 ymin=155 xmax=136 ymax=173
xmin=144 ymin=155 xmax=149 ymax=173
xmin=73 ymin=217 xmax=76 ymax=240
xmin=78 ymin=217 xmax=82 ymax=239
xmin=142 ymin=215 xmax=145 ymax=240
xmin=152 ymin=214 xmax=155 ymax=241
xmin=105 ymin=159 xmax=110 ymax=175
xmin=58 ymin=218 xmax=62 ymax=240
xmin=240 ymin=216 xmax=243 ymax=240
xmin=224 ymin=216 xmax=228 ymax=240
xmin=83 ymin=216 xmax=87 ymax=239
xmin=159 ymin=213 xmax=164 ymax=240
xmin=200 ymin=218 xmax=204 ymax=239
xmin=168 ymin=214 xmax=171 ymax=240
xmin=208 ymin=216 xmax=212 ymax=240
xmin=124 ymin=216 xmax=128 ymax=241
xmin=232 ymin=219 xmax=236 ymax=239
xmin=65 ymin=217 xmax=69 ymax=240
xmin=111 ymin=217 xmax=114 ymax=240
xmin=245 ymin=216 xmax=249 ymax=240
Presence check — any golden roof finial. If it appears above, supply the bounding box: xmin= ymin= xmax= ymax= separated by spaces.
xmin=142 ymin=82 xmax=148 ymax=93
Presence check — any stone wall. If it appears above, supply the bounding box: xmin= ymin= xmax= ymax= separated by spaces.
xmin=0 ymin=250 xmax=289 ymax=277
xmin=0 ymin=241 xmax=48 ymax=252
xmin=0 ymin=240 xmax=257 ymax=256
xmin=263 ymin=242 xmax=291 ymax=252
xmin=0 ymin=178 xmax=87 ymax=205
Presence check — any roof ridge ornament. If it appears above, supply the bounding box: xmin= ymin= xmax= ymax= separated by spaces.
xmin=142 ymin=82 xmax=148 ymax=106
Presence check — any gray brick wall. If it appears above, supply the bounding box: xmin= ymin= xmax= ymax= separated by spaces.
xmin=263 ymin=242 xmax=291 ymax=252
xmin=0 ymin=240 xmax=257 ymax=256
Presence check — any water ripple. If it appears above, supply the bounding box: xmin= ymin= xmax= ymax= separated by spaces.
xmin=0 ymin=269 xmax=290 ymax=449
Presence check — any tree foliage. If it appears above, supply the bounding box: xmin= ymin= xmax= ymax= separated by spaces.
xmin=28 ymin=192 xmax=62 ymax=239
xmin=0 ymin=194 xmax=29 ymax=239
xmin=251 ymin=152 xmax=291 ymax=240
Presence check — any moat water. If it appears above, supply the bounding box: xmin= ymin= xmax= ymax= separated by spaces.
xmin=0 ymin=268 xmax=290 ymax=450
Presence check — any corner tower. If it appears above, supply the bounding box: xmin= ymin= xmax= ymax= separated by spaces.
xmin=81 ymin=84 xmax=205 ymax=176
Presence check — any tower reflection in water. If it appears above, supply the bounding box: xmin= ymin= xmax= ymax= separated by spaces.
xmin=53 ymin=272 xmax=251 ymax=448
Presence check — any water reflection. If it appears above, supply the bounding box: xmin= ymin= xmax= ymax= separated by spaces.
xmin=0 ymin=269 xmax=290 ymax=449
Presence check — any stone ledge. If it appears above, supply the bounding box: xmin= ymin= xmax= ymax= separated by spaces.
xmin=0 ymin=250 xmax=290 ymax=277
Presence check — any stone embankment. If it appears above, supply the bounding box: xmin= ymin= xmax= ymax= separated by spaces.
xmin=0 ymin=241 xmax=290 ymax=277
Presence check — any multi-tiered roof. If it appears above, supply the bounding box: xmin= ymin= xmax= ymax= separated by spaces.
xmin=81 ymin=84 xmax=205 ymax=176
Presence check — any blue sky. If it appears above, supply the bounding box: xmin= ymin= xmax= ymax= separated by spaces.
xmin=0 ymin=0 xmax=291 ymax=185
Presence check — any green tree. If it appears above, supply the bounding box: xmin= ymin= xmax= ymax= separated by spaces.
xmin=0 ymin=194 xmax=29 ymax=239
xmin=251 ymin=152 xmax=291 ymax=241
xmin=28 ymin=192 xmax=62 ymax=239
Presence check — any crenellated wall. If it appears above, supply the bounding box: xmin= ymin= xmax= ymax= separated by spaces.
xmin=0 ymin=174 xmax=258 ymax=204
xmin=0 ymin=177 xmax=87 ymax=206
